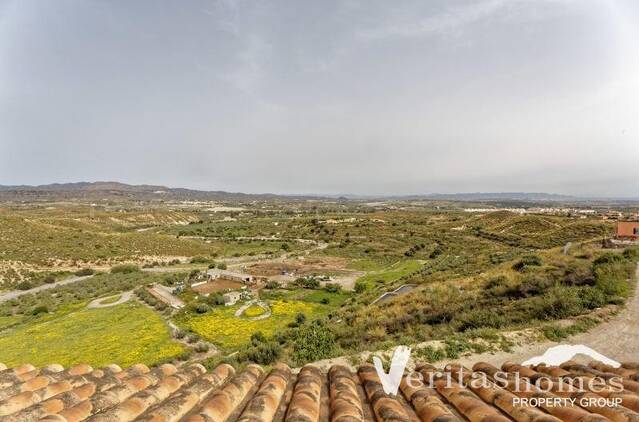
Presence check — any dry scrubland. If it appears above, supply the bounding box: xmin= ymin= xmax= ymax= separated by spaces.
xmin=1 ymin=200 xmax=637 ymax=369
xmin=0 ymin=206 xmax=308 ymax=287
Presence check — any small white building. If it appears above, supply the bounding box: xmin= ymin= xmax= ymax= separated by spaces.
xmin=223 ymin=291 xmax=242 ymax=306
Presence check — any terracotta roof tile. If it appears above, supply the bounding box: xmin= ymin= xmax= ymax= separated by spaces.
xmin=1 ymin=358 xmax=639 ymax=421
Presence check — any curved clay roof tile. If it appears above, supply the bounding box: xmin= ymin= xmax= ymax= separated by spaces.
xmin=286 ymin=365 xmax=323 ymax=422
xmin=3 ymin=358 xmax=639 ymax=422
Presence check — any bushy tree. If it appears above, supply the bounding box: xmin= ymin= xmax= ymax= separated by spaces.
xmin=74 ymin=268 xmax=95 ymax=276
xmin=265 ymin=281 xmax=281 ymax=289
xmin=354 ymin=280 xmax=367 ymax=293
xmin=324 ymin=283 xmax=342 ymax=293
xmin=291 ymin=322 xmax=338 ymax=365
xmin=295 ymin=277 xmax=320 ymax=289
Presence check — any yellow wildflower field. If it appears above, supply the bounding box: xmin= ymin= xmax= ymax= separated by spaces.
xmin=243 ymin=304 xmax=266 ymax=317
xmin=0 ymin=302 xmax=184 ymax=368
xmin=178 ymin=300 xmax=324 ymax=349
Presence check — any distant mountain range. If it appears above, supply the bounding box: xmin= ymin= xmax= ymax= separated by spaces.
xmin=0 ymin=181 xmax=284 ymax=202
xmin=336 ymin=192 xmax=581 ymax=201
xmin=0 ymin=182 xmax=637 ymax=204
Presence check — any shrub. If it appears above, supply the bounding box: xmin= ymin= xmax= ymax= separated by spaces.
xmin=217 ymin=263 xmax=227 ymax=270
xmin=251 ymin=331 xmax=267 ymax=346
xmin=542 ymin=318 xmax=597 ymax=342
xmin=593 ymin=252 xmax=624 ymax=266
xmin=324 ymin=283 xmax=342 ymax=293
xmin=195 ymin=304 xmax=210 ymax=314
xmin=295 ymin=277 xmax=320 ymax=289
xmin=456 ymin=308 xmax=507 ymax=331
xmin=110 ymin=264 xmax=140 ymax=274
xmin=517 ymin=274 xmax=555 ymax=297
xmin=622 ymin=247 xmax=639 ymax=261
xmin=354 ymin=280 xmax=367 ymax=293
xmin=74 ymin=268 xmax=95 ymax=276
xmin=295 ymin=313 xmax=307 ymax=324
xmin=443 ymin=337 xmax=472 ymax=359
xmin=31 ymin=305 xmax=48 ymax=315
xmin=243 ymin=341 xmax=282 ymax=365
xmin=594 ymin=263 xmax=631 ymax=298
xmin=43 ymin=275 xmax=56 ymax=284
xmin=542 ymin=325 xmax=570 ymax=342
xmin=291 ymin=322 xmax=338 ymax=365
xmin=579 ymin=287 xmax=608 ymax=309
xmin=512 ymin=255 xmax=542 ymax=272
xmin=16 ymin=281 xmax=32 ymax=290
xmin=190 ymin=256 xmax=209 ymax=264
xmin=562 ymin=263 xmax=594 ymax=286
xmin=194 ymin=343 xmax=210 ymax=353
xmin=265 ymin=281 xmax=281 ymax=289
xmin=416 ymin=345 xmax=446 ymax=362
xmin=206 ymin=294 xmax=225 ymax=306
xmin=535 ymin=286 xmax=583 ymax=320
xmin=429 ymin=244 xmax=443 ymax=259
xmin=484 ymin=276 xmax=517 ymax=297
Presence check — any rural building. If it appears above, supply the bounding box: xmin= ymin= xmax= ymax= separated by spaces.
xmin=146 ymin=285 xmax=185 ymax=309
xmin=208 ymin=269 xmax=268 ymax=286
xmin=603 ymin=211 xmax=624 ymax=220
xmin=222 ymin=291 xmax=242 ymax=306
xmin=617 ymin=221 xmax=639 ymax=239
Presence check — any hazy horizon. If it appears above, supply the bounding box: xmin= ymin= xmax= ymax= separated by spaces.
xmin=1 ymin=0 xmax=638 ymax=196
xmin=3 ymin=179 xmax=639 ymax=200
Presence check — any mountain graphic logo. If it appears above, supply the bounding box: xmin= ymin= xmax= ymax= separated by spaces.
xmin=522 ymin=345 xmax=620 ymax=367
xmin=373 ymin=345 xmax=411 ymax=395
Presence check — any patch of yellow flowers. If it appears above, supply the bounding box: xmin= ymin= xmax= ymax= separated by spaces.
xmin=180 ymin=300 xmax=322 ymax=349
xmin=243 ymin=304 xmax=266 ymax=318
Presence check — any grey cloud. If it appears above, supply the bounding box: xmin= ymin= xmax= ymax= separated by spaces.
xmin=0 ymin=0 xmax=637 ymax=196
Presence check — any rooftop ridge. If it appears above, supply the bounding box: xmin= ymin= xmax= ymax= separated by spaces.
xmin=1 ymin=358 xmax=638 ymax=421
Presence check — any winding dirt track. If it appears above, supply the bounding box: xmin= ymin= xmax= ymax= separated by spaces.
xmin=0 ymin=275 xmax=94 ymax=304
xmin=87 ymin=291 xmax=133 ymax=309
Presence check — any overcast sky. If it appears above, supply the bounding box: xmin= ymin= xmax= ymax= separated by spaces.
xmin=1 ymin=0 xmax=638 ymax=196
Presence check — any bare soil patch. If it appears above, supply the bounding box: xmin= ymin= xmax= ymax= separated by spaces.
xmin=192 ymin=278 xmax=244 ymax=294
xmin=244 ymin=256 xmax=350 ymax=277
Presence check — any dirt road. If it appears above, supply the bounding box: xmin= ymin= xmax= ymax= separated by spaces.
xmin=87 ymin=291 xmax=133 ymax=309
xmin=141 ymin=240 xmax=329 ymax=274
xmin=0 ymin=275 xmax=94 ymax=304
